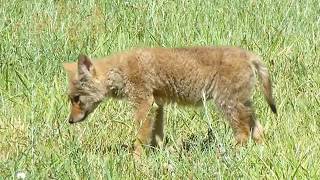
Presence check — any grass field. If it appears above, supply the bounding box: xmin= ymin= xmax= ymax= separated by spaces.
xmin=1 ymin=0 xmax=320 ymax=179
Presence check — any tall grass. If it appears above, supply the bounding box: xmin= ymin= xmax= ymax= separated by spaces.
xmin=0 ymin=0 xmax=319 ymax=179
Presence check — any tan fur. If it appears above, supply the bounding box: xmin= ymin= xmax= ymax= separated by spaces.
xmin=63 ymin=46 xmax=276 ymax=156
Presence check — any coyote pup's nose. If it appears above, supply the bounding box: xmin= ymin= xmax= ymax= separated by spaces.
xmin=68 ymin=117 xmax=75 ymax=124
xmin=68 ymin=112 xmax=86 ymax=124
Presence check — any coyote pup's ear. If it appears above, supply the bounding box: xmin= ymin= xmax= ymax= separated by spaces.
xmin=78 ymin=54 xmax=96 ymax=79
xmin=63 ymin=62 xmax=77 ymax=80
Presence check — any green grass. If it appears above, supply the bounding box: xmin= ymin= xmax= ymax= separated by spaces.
xmin=1 ymin=0 xmax=320 ymax=179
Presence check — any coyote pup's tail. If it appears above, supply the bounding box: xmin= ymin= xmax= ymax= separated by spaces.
xmin=251 ymin=55 xmax=277 ymax=114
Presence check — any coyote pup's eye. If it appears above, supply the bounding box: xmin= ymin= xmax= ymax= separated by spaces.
xmin=70 ymin=95 xmax=80 ymax=104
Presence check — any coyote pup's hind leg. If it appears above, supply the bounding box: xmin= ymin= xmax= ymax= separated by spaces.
xmin=218 ymin=100 xmax=250 ymax=145
xmin=244 ymin=102 xmax=264 ymax=144
xmin=220 ymin=100 xmax=264 ymax=145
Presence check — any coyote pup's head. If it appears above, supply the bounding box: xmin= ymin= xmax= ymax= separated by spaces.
xmin=63 ymin=55 xmax=105 ymax=124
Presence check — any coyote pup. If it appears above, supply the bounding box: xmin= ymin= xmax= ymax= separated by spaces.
xmin=63 ymin=46 xmax=276 ymax=156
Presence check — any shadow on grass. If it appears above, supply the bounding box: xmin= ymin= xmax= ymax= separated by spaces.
xmin=93 ymin=128 xmax=219 ymax=156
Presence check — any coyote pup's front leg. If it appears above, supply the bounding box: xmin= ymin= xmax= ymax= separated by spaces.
xmin=133 ymin=96 xmax=154 ymax=157
xmin=151 ymin=104 xmax=164 ymax=147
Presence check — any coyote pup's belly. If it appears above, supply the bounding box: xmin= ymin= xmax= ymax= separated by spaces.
xmin=153 ymin=69 xmax=218 ymax=106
